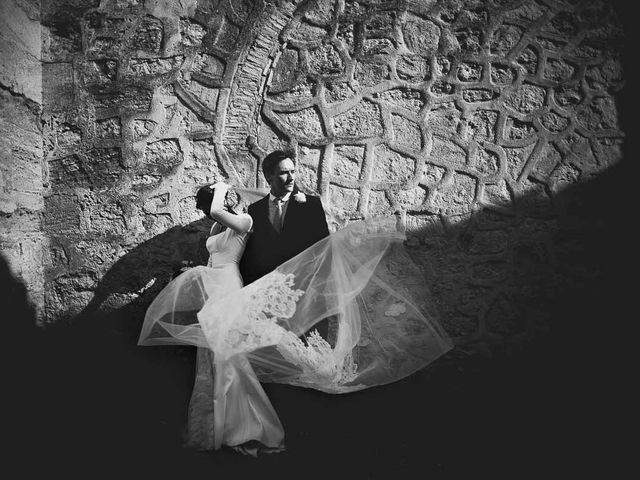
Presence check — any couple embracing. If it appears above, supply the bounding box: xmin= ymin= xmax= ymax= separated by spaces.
xmin=139 ymin=150 xmax=452 ymax=455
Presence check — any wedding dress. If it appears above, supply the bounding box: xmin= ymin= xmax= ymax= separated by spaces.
xmin=140 ymin=219 xmax=285 ymax=453
xmin=139 ymin=214 xmax=452 ymax=453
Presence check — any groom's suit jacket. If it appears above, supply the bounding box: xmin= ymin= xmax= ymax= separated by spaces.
xmin=239 ymin=192 xmax=330 ymax=287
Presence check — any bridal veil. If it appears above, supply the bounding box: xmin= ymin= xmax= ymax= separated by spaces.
xmin=139 ymin=214 xmax=452 ymax=394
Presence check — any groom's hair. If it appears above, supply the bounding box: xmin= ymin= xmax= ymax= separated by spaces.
xmin=262 ymin=150 xmax=293 ymax=178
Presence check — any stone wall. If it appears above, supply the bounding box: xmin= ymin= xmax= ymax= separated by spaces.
xmin=0 ymin=0 xmax=44 ymax=322
xmin=29 ymin=0 xmax=627 ymax=348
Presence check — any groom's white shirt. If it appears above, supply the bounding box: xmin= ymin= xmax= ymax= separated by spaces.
xmin=268 ymin=191 xmax=291 ymax=229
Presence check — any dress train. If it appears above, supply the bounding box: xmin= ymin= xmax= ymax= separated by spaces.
xmin=140 ymin=217 xmax=453 ymax=452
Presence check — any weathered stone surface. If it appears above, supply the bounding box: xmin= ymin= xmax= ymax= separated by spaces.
xmin=463 ymin=89 xmax=498 ymax=103
xmin=542 ymin=11 xmax=578 ymax=37
xmin=80 ymin=59 xmax=117 ymax=86
xmin=289 ymin=21 xmax=327 ymax=42
xmin=333 ymin=101 xmax=383 ymax=138
xmin=425 ymin=102 xmax=461 ymax=134
xmin=396 ymin=186 xmax=427 ymax=211
xmin=324 ymin=82 xmax=356 ymax=103
xmin=421 ymin=162 xmax=446 ymax=185
xmin=396 ymin=55 xmax=430 ymax=82
xmin=132 ymin=119 xmax=157 ymax=139
xmin=516 ymin=179 xmax=552 ymax=216
xmin=127 ymin=56 xmax=184 ymax=76
xmin=455 ymin=26 xmax=482 ymax=53
xmin=430 ymin=136 xmax=465 ymax=167
xmin=367 ymin=189 xmax=392 ymax=216
xmin=143 ymin=139 xmax=183 ymax=173
xmin=576 ymin=96 xmax=618 ymax=131
xmin=457 ymin=62 xmax=482 ymax=82
xmin=554 ymin=85 xmax=583 ymax=110
xmin=83 ymin=147 xmax=126 ymax=187
xmin=193 ymin=53 xmax=225 ymax=79
xmin=430 ymin=80 xmax=454 ymax=96
xmin=362 ymin=38 xmax=394 ymax=56
xmin=304 ymin=0 xmax=334 ymax=24
xmin=483 ymin=180 xmax=512 ymax=208
xmin=402 ymin=14 xmax=440 ymax=57
xmin=503 ymin=2 xmax=547 ymax=22
xmin=42 ymin=62 xmax=74 ymax=111
xmin=372 ymin=145 xmax=415 ymax=185
xmin=280 ymin=107 xmax=325 ymax=141
xmin=0 ymin=90 xmax=43 ymax=213
xmin=505 ymin=84 xmax=546 ymax=114
xmin=536 ymin=36 xmax=566 ymax=53
xmin=473 ymin=147 xmax=499 ymax=176
xmin=543 ymin=58 xmax=575 ymax=83
xmin=532 ymin=143 xmax=561 ymax=179
xmin=95 ymin=117 xmax=121 ymax=138
xmin=437 ymin=172 xmax=477 ymax=214
xmin=0 ymin=0 xmax=45 ymax=320
xmin=516 ymin=46 xmax=538 ymax=74
xmin=505 ymin=144 xmax=535 ymax=182
xmin=94 ymin=86 xmax=154 ymax=113
xmin=0 ymin=0 xmax=42 ymax=102
xmin=336 ymin=21 xmax=354 ymax=53
xmin=327 ymin=183 xmax=358 ymax=213
xmin=297 ymin=146 xmax=321 ymax=168
xmin=467 ymin=110 xmax=498 ymax=141
xmin=308 ymin=44 xmax=343 ymax=75
xmin=131 ymin=15 xmax=163 ymax=52
xmin=296 ymin=162 xmax=320 ymax=192
xmin=491 ymin=63 xmax=516 ymax=84
xmin=377 ymin=88 xmax=424 ymax=113
xmin=270 ymin=79 xmax=313 ymax=103
xmin=490 ymin=24 xmax=523 ymax=55
xmin=354 ymin=62 xmax=390 ymax=87
xmin=24 ymin=0 xmax=628 ymax=351
xmin=332 ymin=146 xmax=364 ymax=181
xmin=506 ymin=117 xmax=536 ymax=141
xmin=181 ymin=80 xmax=219 ymax=119
xmin=391 ymin=114 xmax=422 ymax=151
xmin=540 ymin=111 xmax=569 ymax=133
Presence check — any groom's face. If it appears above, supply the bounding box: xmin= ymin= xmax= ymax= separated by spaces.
xmin=267 ymin=158 xmax=296 ymax=197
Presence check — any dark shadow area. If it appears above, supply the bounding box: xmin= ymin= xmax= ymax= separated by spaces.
xmin=7 ymin=1 xmax=635 ymax=475
xmin=6 ymin=153 xmax=634 ymax=477
xmin=76 ymin=217 xmax=211 ymax=329
xmin=1 ymin=253 xmax=39 ymax=336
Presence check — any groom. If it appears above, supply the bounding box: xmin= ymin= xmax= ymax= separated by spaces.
xmin=239 ymin=149 xmax=330 ymax=339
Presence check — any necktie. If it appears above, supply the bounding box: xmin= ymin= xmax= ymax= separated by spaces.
xmin=273 ymin=198 xmax=283 ymax=233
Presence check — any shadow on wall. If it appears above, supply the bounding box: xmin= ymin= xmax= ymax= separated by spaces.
xmin=58 ymin=152 xmax=634 ymax=362
xmin=4 ymin=159 xmax=634 ymax=476
xmin=1 ymin=254 xmax=39 ymax=336
xmin=73 ymin=216 xmax=213 ymax=341
xmin=408 ymin=158 xmax=632 ymax=359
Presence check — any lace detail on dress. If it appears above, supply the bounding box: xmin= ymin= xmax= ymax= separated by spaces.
xmin=276 ymin=330 xmax=358 ymax=387
xmin=200 ymin=271 xmax=305 ymax=358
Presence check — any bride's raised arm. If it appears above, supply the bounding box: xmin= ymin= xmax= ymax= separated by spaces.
xmin=205 ymin=182 xmax=252 ymax=234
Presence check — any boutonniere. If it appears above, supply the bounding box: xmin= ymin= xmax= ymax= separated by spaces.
xmin=293 ymin=192 xmax=306 ymax=203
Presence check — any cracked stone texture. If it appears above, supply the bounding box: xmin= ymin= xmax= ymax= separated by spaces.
xmin=2 ymin=0 xmax=627 ymax=351
xmin=0 ymin=0 xmax=44 ymax=322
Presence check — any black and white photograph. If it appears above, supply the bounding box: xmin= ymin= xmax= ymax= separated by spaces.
xmin=1 ymin=0 xmax=634 ymax=477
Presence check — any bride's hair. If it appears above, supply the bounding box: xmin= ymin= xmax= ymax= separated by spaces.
xmin=195 ymin=184 xmax=238 ymax=215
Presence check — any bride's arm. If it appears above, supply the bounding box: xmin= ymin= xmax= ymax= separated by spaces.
xmin=209 ymin=182 xmax=252 ymax=234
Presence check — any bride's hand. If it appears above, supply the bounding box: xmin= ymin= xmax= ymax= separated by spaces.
xmin=212 ymin=181 xmax=229 ymax=195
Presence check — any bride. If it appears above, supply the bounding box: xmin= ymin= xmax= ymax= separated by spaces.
xmin=138 ymin=181 xmax=452 ymax=455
